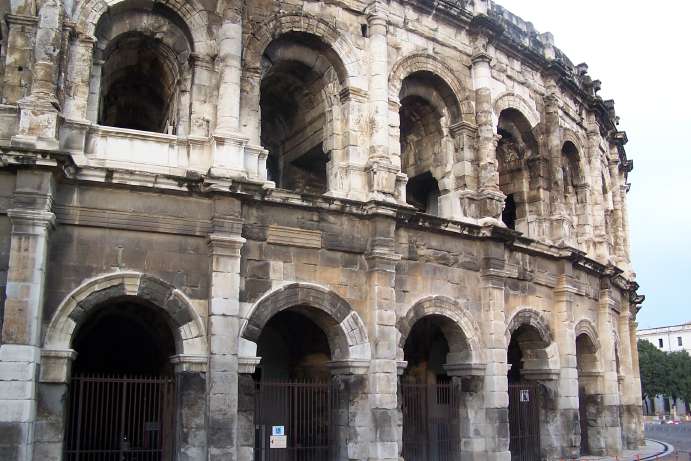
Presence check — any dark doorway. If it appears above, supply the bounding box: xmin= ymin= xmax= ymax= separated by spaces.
xmin=64 ymin=301 xmax=177 ymax=461
xmin=401 ymin=316 xmax=461 ymax=461
xmin=253 ymin=309 xmax=340 ymax=460
xmin=406 ymin=171 xmax=441 ymax=215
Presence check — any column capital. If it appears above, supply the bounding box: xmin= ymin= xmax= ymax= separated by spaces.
xmin=365 ymin=1 xmax=389 ymax=28
xmin=471 ymin=51 xmax=492 ymax=65
xmin=208 ymin=233 xmax=246 ymax=256
xmin=39 ymin=348 xmax=77 ymax=383
xmin=7 ymin=208 xmax=56 ymax=232
xmin=170 ymin=354 xmax=208 ymax=373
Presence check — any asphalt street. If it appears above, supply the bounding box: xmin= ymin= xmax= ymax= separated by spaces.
xmin=645 ymin=423 xmax=691 ymax=454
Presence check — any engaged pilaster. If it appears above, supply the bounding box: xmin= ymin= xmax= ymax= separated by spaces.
xmin=0 ymin=170 xmax=56 ymax=461
xmin=207 ymin=203 xmax=245 ymax=461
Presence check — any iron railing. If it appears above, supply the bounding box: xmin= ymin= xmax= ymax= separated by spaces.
xmin=64 ymin=374 xmax=176 ymax=461
xmin=254 ymin=380 xmax=341 ymax=461
xmin=508 ymin=382 xmax=541 ymax=461
xmin=401 ymin=381 xmax=462 ymax=461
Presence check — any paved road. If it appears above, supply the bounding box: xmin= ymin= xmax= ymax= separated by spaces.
xmin=645 ymin=423 xmax=691 ymax=454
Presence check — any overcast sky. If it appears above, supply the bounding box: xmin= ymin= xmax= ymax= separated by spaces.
xmin=494 ymin=1 xmax=691 ymax=329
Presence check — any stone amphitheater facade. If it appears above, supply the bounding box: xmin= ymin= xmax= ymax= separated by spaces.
xmin=0 ymin=0 xmax=645 ymax=460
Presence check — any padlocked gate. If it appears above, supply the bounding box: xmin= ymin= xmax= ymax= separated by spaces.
xmin=508 ymin=382 xmax=541 ymax=461
xmin=64 ymin=374 xmax=176 ymax=461
xmin=254 ymin=380 xmax=342 ymax=461
xmin=401 ymin=381 xmax=462 ymax=461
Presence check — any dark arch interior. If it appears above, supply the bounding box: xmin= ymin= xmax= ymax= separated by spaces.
xmin=255 ymin=309 xmax=332 ymax=382
xmin=403 ymin=316 xmax=450 ymax=384
xmin=507 ymin=324 xmax=547 ymax=384
xmin=99 ymin=32 xmax=179 ymax=132
xmin=72 ymin=300 xmax=176 ymax=376
xmin=260 ymin=33 xmax=340 ymax=195
xmin=497 ymin=109 xmax=539 ymax=230
xmin=561 ymin=141 xmax=580 ymax=195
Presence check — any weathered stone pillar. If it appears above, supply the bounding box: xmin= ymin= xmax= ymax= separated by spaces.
xmin=329 ymin=362 xmax=370 ymax=461
xmin=12 ymin=0 xmax=63 ymax=149
xmin=586 ymin=125 xmax=610 ymax=263
xmin=2 ymin=14 xmax=38 ymax=104
xmin=448 ymin=370 xmax=487 ymax=461
xmin=0 ymin=169 xmax=56 ymax=460
xmin=190 ymin=54 xmax=215 ymax=138
xmin=615 ymin=307 xmax=637 ymax=449
xmin=471 ymin=44 xmax=503 ymax=222
xmin=207 ymin=200 xmax=245 ymax=461
xmin=173 ymin=356 xmax=209 ymax=461
xmin=597 ymin=280 xmax=623 ymax=455
xmin=365 ymin=2 xmax=402 ymax=202
xmin=366 ymin=212 xmax=400 ymax=461
xmin=543 ymin=88 xmax=570 ymax=244
xmin=215 ymin=6 xmax=242 ymax=135
xmin=552 ymin=262 xmax=580 ymax=459
xmin=479 ymin=238 xmax=510 ymax=461
xmin=628 ymin=317 xmax=644 ymax=447
xmin=85 ymin=58 xmax=103 ymax=124
xmin=32 ymin=349 xmax=76 ymax=461
xmin=439 ymin=121 xmax=479 ymax=222
xmin=330 ymin=87 xmax=368 ymax=201
xmin=607 ymin=155 xmax=626 ymax=267
xmin=61 ymin=33 xmax=95 ymax=160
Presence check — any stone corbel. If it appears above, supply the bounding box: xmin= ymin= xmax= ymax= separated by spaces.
xmin=444 ymin=362 xmax=486 ymax=391
xmin=327 ymin=359 xmax=370 ymax=375
xmin=238 ymin=356 xmax=262 ymax=374
xmin=170 ymin=354 xmax=208 ymax=373
xmin=40 ymin=349 xmax=77 ymax=383
xmin=396 ymin=360 xmax=408 ymax=375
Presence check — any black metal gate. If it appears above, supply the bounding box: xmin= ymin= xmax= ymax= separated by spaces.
xmin=578 ymin=387 xmax=589 ymax=454
xmin=508 ymin=382 xmax=540 ymax=461
xmin=401 ymin=381 xmax=461 ymax=461
xmin=64 ymin=374 xmax=176 ymax=461
xmin=254 ymin=380 xmax=340 ymax=461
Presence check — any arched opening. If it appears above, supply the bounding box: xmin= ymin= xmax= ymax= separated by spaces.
xmin=65 ymin=299 xmax=177 ymax=460
xmin=252 ymin=307 xmax=339 ymax=459
xmin=576 ymin=333 xmax=601 ymax=455
xmin=507 ymin=324 xmax=550 ymax=461
xmin=497 ymin=109 xmax=539 ymax=232
xmin=401 ymin=316 xmax=466 ymax=461
xmin=93 ymin=3 xmax=193 ymax=134
xmin=399 ymin=71 xmax=458 ymax=216
xmin=260 ymin=32 xmax=344 ymax=195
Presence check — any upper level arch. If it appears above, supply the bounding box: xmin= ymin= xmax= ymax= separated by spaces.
xmin=574 ymin=319 xmax=601 ymax=353
xmin=389 ymin=53 xmax=473 ymax=124
xmin=241 ymin=283 xmax=371 ymax=363
xmin=44 ymin=272 xmax=208 ymax=358
xmin=74 ymin=0 xmax=212 ymax=55
xmin=243 ymin=13 xmax=364 ymax=90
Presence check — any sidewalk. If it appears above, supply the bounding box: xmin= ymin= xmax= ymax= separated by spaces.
xmin=580 ymin=439 xmax=674 ymax=461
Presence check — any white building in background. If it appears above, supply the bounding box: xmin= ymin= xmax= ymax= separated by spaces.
xmin=637 ymin=322 xmax=691 ymax=418
xmin=637 ymin=322 xmax=691 ymax=353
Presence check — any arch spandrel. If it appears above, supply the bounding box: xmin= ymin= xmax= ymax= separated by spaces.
xmin=44 ymin=271 xmax=208 ymax=358
xmin=389 ymin=53 xmax=474 ymax=124
xmin=397 ymin=295 xmax=484 ymax=367
xmin=244 ymin=13 xmax=365 ymax=91
xmin=241 ymin=282 xmax=371 ymax=363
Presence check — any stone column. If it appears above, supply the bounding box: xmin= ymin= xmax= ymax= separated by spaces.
xmin=365 ymin=2 xmax=402 ymax=202
xmin=215 ymin=6 xmax=243 ymax=135
xmin=207 ymin=201 xmax=245 ymax=461
xmin=615 ymin=307 xmax=637 ymax=449
xmin=471 ymin=48 xmax=504 ymax=223
xmin=587 ymin=125 xmax=610 ymax=263
xmin=12 ymin=0 xmax=63 ymax=150
xmin=366 ymin=212 xmax=400 ymax=461
xmin=607 ymin=156 xmax=626 ymax=266
xmin=190 ymin=54 xmax=215 ymax=138
xmin=597 ymin=280 xmax=623 ymax=455
xmin=2 ymin=14 xmax=39 ymax=104
xmin=439 ymin=121 xmax=479 ymax=222
xmin=32 ymin=350 xmax=76 ymax=461
xmin=543 ymin=88 xmax=570 ymax=244
xmin=552 ymin=262 xmax=580 ymax=459
xmin=61 ymin=34 xmax=96 ymax=160
xmin=171 ymin=355 xmax=209 ymax=461
xmin=479 ymin=239 xmax=510 ymax=461
xmin=628 ymin=317 xmax=644 ymax=447
xmin=0 ymin=169 xmax=55 ymax=461
xmin=85 ymin=59 xmax=104 ymax=124
xmin=329 ymin=362 xmax=370 ymax=461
